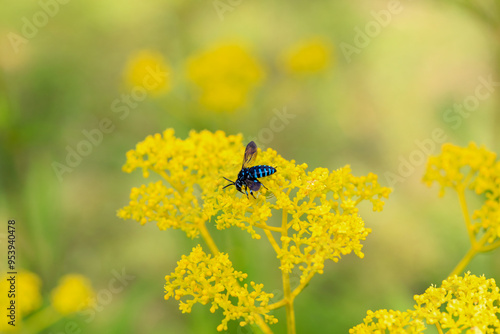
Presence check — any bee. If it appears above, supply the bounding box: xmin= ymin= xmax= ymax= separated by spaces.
xmin=223 ymin=141 xmax=277 ymax=198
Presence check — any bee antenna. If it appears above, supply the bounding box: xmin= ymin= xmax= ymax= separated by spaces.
xmin=222 ymin=177 xmax=235 ymax=188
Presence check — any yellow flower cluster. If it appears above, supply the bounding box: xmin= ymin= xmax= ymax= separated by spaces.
xmin=117 ymin=129 xmax=243 ymax=238
xmin=15 ymin=271 xmax=43 ymax=316
xmin=282 ymin=38 xmax=332 ymax=74
xmin=208 ymin=162 xmax=390 ymax=281
xmin=414 ymin=273 xmax=500 ymax=333
xmin=164 ymin=245 xmax=276 ymax=331
xmin=186 ymin=43 xmax=265 ymax=111
xmin=51 ymin=274 xmax=95 ymax=315
xmin=119 ymin=129 xmax=390 ymax=279
xmin=349 ymin=309 xmax=425 ymax=334
xmin=423 ymin=142 xmax=500 ymax=248
xmin=124 ymin=50 xmax=171 ymax=95
xmin=351 ymin=273 xmax=500 ymax=333
xmin=0 ymin=271 xmax=42 ymax=331
xmin=119 ymin=129 xmax=390 ymax=331
xmin=124 ymin=39 xmax=334 ymax=112
xmin=423 ymin=142 xmax=497 ymax=196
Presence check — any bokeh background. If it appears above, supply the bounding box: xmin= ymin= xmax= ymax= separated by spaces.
xmin=1 ymin=0 xmax=500 ymax=333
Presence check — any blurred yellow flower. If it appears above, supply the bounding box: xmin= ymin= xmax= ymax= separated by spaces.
xmin=423 ymin=142 xmax=500 ymax=257
xmin=282 ymin=38 xmax=332 ymax=74
xmin=164 ymin=245 xmax=277 ymax=332
xmin=186 ymin=43 xmax=265 ymax=111
xmin=17 ymin=271 xmax=43 ymax=315
xmin=124 ymin=50 xmax=171 ymax=95
xmin=50 ymin=274 xmax=95 ymax=315
xmin=423 ymin=142 xmax=496 ymax=197
xmin=0 ymin=270 xmax=42 ymax=331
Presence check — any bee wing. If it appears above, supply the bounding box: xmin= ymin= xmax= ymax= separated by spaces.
xmin=245 ymin=179 xmax=262 ymax=191
xmin=265 ymin=191 xmax=275 ymax=199
xmin=242 ymin=141 xmax=258 ymax=168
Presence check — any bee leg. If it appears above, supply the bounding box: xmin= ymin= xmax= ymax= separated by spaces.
xmin=250 ymin=190 xmax=256 ymax=199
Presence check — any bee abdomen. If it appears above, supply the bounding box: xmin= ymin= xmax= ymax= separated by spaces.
xmin=248 ymin=165 xmax=276 ymax=179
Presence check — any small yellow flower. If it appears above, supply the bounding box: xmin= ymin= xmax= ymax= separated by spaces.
xmin=186 ymin=43 xmax=265 ymax=111
xmin=281 ymin=37 xmax=332 ymax=74
xmin=414 ymin=273 xmax=500 ymax=333
xmin=50 ymin=274 xmax=95 ymax=315
xmin=0 ymin=270 xmax=42 ymax=331
xmin=164 ymin=245 xmax=276 ymax=332
xmin=124 ymin=50 xmax=171 ymax=95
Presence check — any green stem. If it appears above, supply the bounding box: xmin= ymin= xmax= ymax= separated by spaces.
xmin=456 ymin=185 xmax=475 ymax=244
xmin=480 ymin=239 xmax=500 ymax=252
xmin=282 ymin=271 xmax=295 ymax=334
xmin=449 ymin=246 xmax=477 ymax=277
xmin=268 ymin=298 xmax=287 ymax=310
xmin=292 ymin=271 xmax=315 ymax=298
xmin=263 ymin=228 xmax=281 ymax=255
xmin=23 ymin=306 xmax=62 ymax=333
xmin=254 ymin=315 xmax=274 ymax=334
xmin=254 ymin=222 xmax=283 ymax=233
xmin=436 ymin=322 xmax=444 ymax=334
xmin=198 ymin=221 xmax=219 ymax=255
xmin=269 ymin=271 xmax=315 ymax=311
xmin=280 ymin=209 xmax=296 ymax=334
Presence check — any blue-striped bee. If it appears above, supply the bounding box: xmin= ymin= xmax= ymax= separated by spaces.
xmin=223 ymin=141 xmax=277 ymax=198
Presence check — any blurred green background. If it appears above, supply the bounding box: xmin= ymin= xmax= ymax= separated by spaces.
xmin=1 ymin=0 xmax=500 ymax=333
